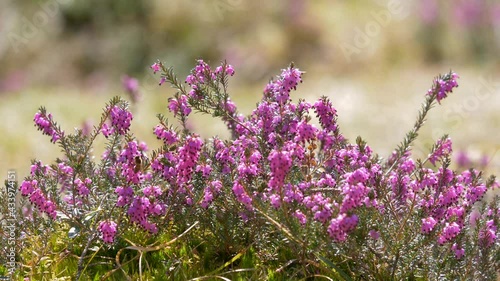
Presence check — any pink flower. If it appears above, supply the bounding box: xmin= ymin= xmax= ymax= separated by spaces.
xmin=428 ymin=138 xmax=453 ymax=165
xmin=109 ymin=105 xmax=133 ymax=135
xmin=122 ymin=75 xmax=140 ymax=102
xmin=451 ymin=243 xmax=465 ymax=259
xmin=327 ymin=214 xmax=359 ymax=242
xmin=99 ymin=221 xmax=118 ymax=244
xmin=159 ymin=76 xmax=167 ymax=85
xmin=151 ymin=62 xmax=161 ymax=74
xmin=293 ymin=210 xmax=307 ymax=225
xmin=226 ymin=65 xmax=235 ymax=76
xmin=479 ymin=220 xmax=497 ymax=248
xmin=437 ymin=222 xmax=461 ymax=245
xmin=427 ymin=72 xmax=459 ymax=104
xmin=168 ymin=95 xmax=191 ymax=117
xmin=74 ymin=178 xmax=91 ymax=196
xmin=20 ymin=180 xmax=36 ymax=196
xmin=421 ymin=217 xmax=437 ymax=234
xmin=215 ymin=64 xmax=235 ymax=76
xmin=34 ymin=111 xmax=62 ymax=143
xmin=369 ymin=230 xmax=380 ymax=240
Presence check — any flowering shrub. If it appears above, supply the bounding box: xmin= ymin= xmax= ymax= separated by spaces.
xmin=2 ymin=60 xmax=499 ymax=280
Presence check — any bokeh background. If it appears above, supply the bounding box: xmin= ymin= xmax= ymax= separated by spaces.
xmin=2 ymin=0 xmax=500 ymax=180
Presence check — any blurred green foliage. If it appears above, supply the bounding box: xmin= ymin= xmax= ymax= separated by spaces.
xmin=2 ymin=0 xmax=498 ymax=90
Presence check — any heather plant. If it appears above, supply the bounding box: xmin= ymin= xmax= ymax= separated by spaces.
xmin=1 ymin=60 xmax=499 ymax=280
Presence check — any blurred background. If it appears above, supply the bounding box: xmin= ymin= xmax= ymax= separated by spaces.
xmin=2 ymin=0 xmax=500 ymax=180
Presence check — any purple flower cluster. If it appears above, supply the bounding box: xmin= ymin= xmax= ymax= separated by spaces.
xmin=422 ymin=216 xmax=438 ymax=233
xmin=20 ymin=180 xmax=57 ymax=219
xmin=154 ymin=125 xmax=179 ymax=145
xmin=168 ymin=95 xmax=191 ymax=117
xmin=102 ymin=105 xmax=133 ymax=137
xmin=263 ymin=66 xmax=303 ymax=104
xmin=479 ymin=216 xmax=497 ymax=248
xmin=428 ymin=137 xmax=452 ymax=165
xmin=327 ymin=213 xmax=359 ymax=242
xmin=185 ymin=60 xmax=215 ymax=86
xmin=110 ymin=139 xmax=166 ymax=234
xmin=437 ymin=222 xmax=461 ymax=245
xmin=34 ymin=111 xmax=62 ymax=143
xmin=201 ymin=180 xmax=222 ymax=208
xmin=116 ymin=141 xmax=148 ymax=184
xmin=57 ymin=162 xmax=75 ymax=198
xmin=127 ymin=190 xmax=164 ymax=234
xmin=451 ymin=243 xmax=465 ymax=259
xmin=389 ymin=140 xmax=496 ymax=254
xmin=22 ymin=59 xmax=500 ymax=266
xmin=156 ymin=62 xmax=383 ymax=241
xmin=115 ymin=186 xmax=134 ymax=207
xmin=427 ymin=72 xmax=459 ymax=103
xmin=182 ymin=60 xmax=235 ymax=107
xmin=74 ymin=178 xmax=91 ymax=196
xmin=268 ymin=149 xmax=293 ymax=191
xmin=98 ymin=220 xmax=117 ymax=244
xmin=151 ymin=134 xmax=203 ymax=204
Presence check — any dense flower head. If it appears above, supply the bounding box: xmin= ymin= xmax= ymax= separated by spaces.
xmin=127 ymin=195 xmax=163 ymax=234
xmin=99 ymin=221 xmax=118 ymax=244
xmin=429 ymin=137 xmax=453 ymax=165
xmin=176 ymin=135 xmax=203 ymax=188
xmin=451 ymin=243 xmax=465 ymax=259
xmin=20 ymin=179 xmax=57 ymax=219
xmin=293 ymin=210 xmax=307 ymax=225
xmin=213 ymin=137 xmax=236 ymax=174
xmin=168 ymin=95 xmax=191 ymax=117
xmin=201 ymin=180 xmax=223 ymax=208
xmin=236 ymin=148 xmax=261 ymax=178
xmin=438 ymin=222 xmax=461 ymax=245
xmin=143 ymin=185 xmax=162 ymax=197
xmin=313 ymin=97 xmax=338 ymax=133
xmin=115 ymin=186 xmax=134 ymax=207
xmin=34 ymin=111 xmax=62 ymax=143
xmin=465 ymin=183 xmax=487 ymax=206
xmin=268 ymin=149 xmax=293 ymax=191
xmin=185 ymin=59 xmax=215 ymax=85
xmin=327 ymin=214 xmax=359 ymax=242
xmin=295 ymin=121 xmax=317 ymax=143
xmin=118 ymin=141 xmax=147 ymax=184
xmin=232 ymin=181 xmax=253 ymax=210
xmin=264 ymin=65 xmax=303 ymax=104
xmin=339 ymin=166 xmax=378 ymax=213
xmin=428 ymin=72 xmax=459 ymax=103
xmin=74 ymin=178 xmax=91 ymax=196
xmin=109 ymin=105 xmax=133 ymax=135
xmin=153 ymin=124 xmax=179 ymax=145
xmin=20 ymin=179 xmax=37 ymax=196
xmin=302 ymin=193 xmax=336 ymax=223
xmin=422 ymin=216 xmax=438 ymax=234
xmin=479 ymin=219 xmax=497 ymax=248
